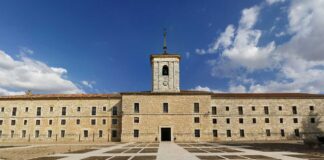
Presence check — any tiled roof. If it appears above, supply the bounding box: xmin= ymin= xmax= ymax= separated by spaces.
xmin=0 ymin=93 xmax=121 ymax=100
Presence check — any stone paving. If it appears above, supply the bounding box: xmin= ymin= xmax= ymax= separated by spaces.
xmin=28 ymin=142 xmax=324 ymax=160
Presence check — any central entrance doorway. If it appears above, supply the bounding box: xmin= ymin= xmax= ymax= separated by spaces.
xmin=161 ymin=128 xmax=171 ymax=141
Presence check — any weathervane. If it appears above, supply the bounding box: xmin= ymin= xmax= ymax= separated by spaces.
xmin=163 ymin=28 xmax=168 ymax=54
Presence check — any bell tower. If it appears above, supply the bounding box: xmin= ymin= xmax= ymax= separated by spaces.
xmin=151 ymin=30 xmax=180 ymax=92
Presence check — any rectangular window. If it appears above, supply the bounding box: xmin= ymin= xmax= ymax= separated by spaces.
xmin=212 ymin=106 xmax=217 ymax=115
xmin=48 ymin=130 xmax=52 ymax=138
xmin=266 ymin=129 xmax=271 ymax=136
xmin=238 ymin=106 xmax=243 ymax=115
xmin=112 ymin=130 xmax=117 ymax=138
xmin=240 ymin=129 xmax=245 ymax=137
xmin=35 ymin=130 xmax=39 ymax=138
xmin=77 ymin=107 xmax=81 ymax=112
xmin=294 ymin=129 xmax=300 ymax=137
xmin=194 ymin=117 xmax=200 ymax=123
xmin=49 ymin=120 xmax=53 ymax=125
xmin=0 ymin=120 xmax=3 ymax=125
xmin=194 ymin=129 xmax=200 ymax=137
xmin=11 ymin=120 xmax=16 ymax=126
xmin=278 ymin=106 xmax=282 ymax=111
xmin=103 ymin=106 xmax=107 ymax=111
xmin=293 ymin=118 xmax=298 ymax=123
xmin=251 ymin=106 xmax=256 ymax=111
xmin=36 ymin=120 xmax=40 ymax=125
xmin=1 ymin=107 xmax=4 ymax=112
xmin=264 ymin=106 xmax=269 ymax=115
xmin=239 ymin=118 xmax=244 ymax=124
xmin=213 ymin=130 xmax=218 ymax=137
xmin=227 ymin=130 xmax=231 ymax=137
xmin=0 ymin=130 xmax=2 ymax=138
xmin=36 ymin=107 xmax=41 ymax=116
xmin=134 ymin=117 xmax=139 ymax=123
xmin=212 ymin=118 xmax=217 ymax=124
xmin=12 ymin=107 xmax=17 ymax=116
xmin=84 ymin=130 xmax=88 ymax=137
xmin=22 ymin=130 xmax=26 ymax=138
xmin=99 ymin=130 xmax=103 ymax=137
xmin=194 ymin=103 xmax=199 ymax=113
xmin=134 ymin=103 xmax=139 ymax=113
xmin=252 ymin=118 xmax=257 ymax=124
xmin=61 ymin=130 xmax=65 ymax=138
xmin=112 ymin=106 xmax=118 ymax=115
xmin=92 ymin=106 xmax=96 ymax=116
xmin=163 ymin=103 xmax=168 ymax=113
xmin=62 ymin=107 xmax=66 ymax=116
xmin=310 ymin=118 xmax=315 ymax=123
xmin=225 ymin=106 xmax=229 ymax=111
xmin=309 ymin=106 xmax=314 ymax=111
xmin=133 ymin=129 xmax=139 ymax=138
xmin=281 ymin=129 xmax=285 ymax=137
xmin=61 ymin=119 xmax=66 ymax=125
xmin=76 ymin=119 xmax=80 ymax=125
xmin=24 ymin=120 xmax=27 ymax=125
xmin=279 ymin=118 xmax=283 ymax=123
xmin=102 ymin=119 xmax=106 ymax=125
xmin=91 ymin=119 xmax=96 ymax=125
xmin=292 ymin=106 xmax=297 ymax=114
xmin=112 ymin=119 xmax=118 ymax=125
xmin=25 ymin=107 xmax=28 ymax=112
xmin=265 ymin=118 xmax=270 ymax=123
xmin=11 ymin=130 xmax=14 ymax=138
xmin=50 ymin=107 xmax=53 ymax=112
xmin=226 ymin=118 xmax=230 ymax=124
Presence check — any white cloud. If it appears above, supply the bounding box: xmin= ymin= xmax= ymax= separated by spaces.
xmin=191 ymin=85 xmax=223 ymax=93
xmin=0 ymin=50 xmax=83 ymax=95
xmin=81 ymin=80 xmax=95 ymax=89
xmin=266 ymin=0 xmax=285 ymax=5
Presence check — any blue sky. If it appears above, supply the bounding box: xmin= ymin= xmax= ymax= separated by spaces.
xmin=0 ymin=0 xmax=323 ymax=95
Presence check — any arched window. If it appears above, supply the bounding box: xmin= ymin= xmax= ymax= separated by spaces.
xmin=162 ymin=65 xmax=169 ymax=76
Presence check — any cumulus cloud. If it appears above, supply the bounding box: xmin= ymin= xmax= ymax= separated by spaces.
xmin=0 ymin=50 xmax=83 ymax=95
xmin=81 ymin=80 xmax=95 ymax=89
xmin=191 ymin=85 xmax=223 ymax=93
xmin=266 ymin=0 xmax=285 ymax=5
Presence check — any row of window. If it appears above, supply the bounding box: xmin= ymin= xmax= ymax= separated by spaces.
xmin=0 ymin=119 xmax=119 ymax=126
xmin=0 ymin=130 xmax=118 ymax=138
xmin=0 ymin=106 xmax=119 ymax=116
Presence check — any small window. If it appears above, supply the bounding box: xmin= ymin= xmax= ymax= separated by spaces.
xmin=278 ymin=106 xmax=282 ymax=111
xmin=194 ymin=103 xmax=199 ymax=113
xmin=61 ymin=119 xmax=66 ymax=125
xmin=212 ymin=106 xmax=217 ymax=115
xmin=0 ymin=130 xmax=2 ymax=138
xmin=112 ymin=106 xmax=118 ymax=115
xmin=163 ymin=103 xmax=168 ymax=113
xmin=239 ymin=118 xmax=244 ymax=124
xmin=48 ymin=130 xmax=52 ymax=138
xmin=194 ymin=129 xmax=200 ymax=137
xmin=11 ymin=120 xmax=16 ymax=125
xmin=238 ymin=106 xmax=243 ymax=115
xmin=12 ymin=107 xmax=17 ymax=116
xmin=226 ymin=130 xmax=231 ymax=137
xmin=294 ymin=129 xmax=300 ymax=137
xmin=212 ymin=118 xmax=217 ymax=124
xmin=309 ymin=106 xmax=314 ymax=111
xmin=36 ymin=120 xmax=40 ymax=125
xmin=61 ymin=130 xmax=65 ymax=138
xmin=310 ymin=118 xmax=315 ymax=123
xmin=226 ymin=106 xmax=229 ymax=111
xmin=84 ymin=130 xmax=88 ymax=137
xmin=226 ymin=118 xmax=230 ymax=124
xmin=292 ymin=106 xmax=297 ymax=114
xmin=112 ymin=119 xmax=118 ymax=125
xmin=22 ymin=130 xmax=26 ymax=138
xmin=1 ymin=107 xmax=4 ymax=112
xmin=49 ymin=119 xmax=53 ymax=125
xmin=62 ymin=107 xmax=66 ymax=116
xmin=134 ymin=103 xmax=140 ymax=113
xmin=264 ymin=106 xmax=269 ymax=115
xmin=77 ymin=107 xmax=81 ymax=112
xmin=266 ymin=129 xmax=271 ymax=136
xmin=281 ymin=129 xmax=285 ymax=137
xmin=50 ymin=107 xmax=53 ymax=112
xmin=25 ymin=107 xmax=29 ymax=112
xmin=251 ymin=106 xmax=255 ymax=111
xmin=280 ymin=118 xmax=283 ymax=123
xmin=35 ymin=130 xmax=39 ymax=138
xmin=293 ymin=118 xmax=298 ymax=123
xmin=76 ymin=119 xmax=80 ymax=125
xmin=194 ymin=117 xmax=200 ymax=123
xmin=0 ymin=120 xmax=3 ymax=125
xmin=91 ymin=119 xmax=96 ymax=125
xmin=112 ymin=130 xmax=117 ymax=138
xmin=134 ymin=129 xmax=139 ymax=138
xmin=252 ymin=118 xmax=257 ymax=124
xmin=213 ymin=130 xmax=218 ymax=137
xmin=240 ymin=129 xmax=245 ymax=137
xmin=99 ymin=130 xmax=103 ymax=137
xmin=92 ymin=107 xmax=96 ymax=116
xmin=134 ymin=117 xmax=139 ymax=123
xmin=103 ymin=106 xmax=107 ymax=111
xmin=102 ymin=119 xmax=106 ymax=125
xmin=162 ymin=65 xmax=169 ymax=76
xmin=11 ymin=130 xmax=14 ymax=138
xmin=36 ymin=107 xmax=41 ymax=116
xmin=265 ymin=118 xmax=270 ymax=123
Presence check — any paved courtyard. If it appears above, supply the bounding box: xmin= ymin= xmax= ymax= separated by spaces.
xmin=22 ymin=142 xmax=324 ymax=160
